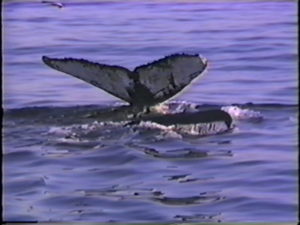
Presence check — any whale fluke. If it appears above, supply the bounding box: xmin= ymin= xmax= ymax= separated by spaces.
xmin=42 ymin=54 xmax=208 ymax=107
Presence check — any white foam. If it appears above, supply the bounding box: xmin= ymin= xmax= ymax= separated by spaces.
xmin=151 ymin=101 xmax=199 ymax=114
xmin=288 ymin=115 xmax=297 ymax=122
xmin=136 ymin=121 xmax=173 ymax=130
xmin=135 ymin=120 xmax=231 ymax=137
xmin=47 ymin=126 xmax=72 ymax=136
xmin=56 ymin=137 xmax=85 ymax=143
xmin=157 ymin=102 xmax=264 ymax=122
xmin=221 ymin=106 xmax=263 ymax=121
xmin=174 ymin=121 xmax=230 ymax=136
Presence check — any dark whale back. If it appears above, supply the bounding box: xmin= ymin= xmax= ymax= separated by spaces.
xmin=140 ymin=109 xmax=233 ymax=128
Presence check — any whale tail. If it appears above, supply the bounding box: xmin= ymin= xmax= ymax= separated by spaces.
xmin=42 ymin=54 xmax=208 ymax=107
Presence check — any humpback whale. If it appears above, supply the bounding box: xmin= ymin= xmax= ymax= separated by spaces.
xmin=42 ymin=54 xmax=233 ymax=135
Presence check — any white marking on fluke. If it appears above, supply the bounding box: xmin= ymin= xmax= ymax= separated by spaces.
xmin=42 ymin=54 xmax=208 ymax=107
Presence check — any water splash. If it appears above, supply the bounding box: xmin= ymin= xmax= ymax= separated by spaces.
xmin=221 ymin=105 xmax=263 ymax=121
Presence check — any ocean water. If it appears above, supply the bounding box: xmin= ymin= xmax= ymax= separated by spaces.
xmin=2 ymin=0 xmax=298 ymax=223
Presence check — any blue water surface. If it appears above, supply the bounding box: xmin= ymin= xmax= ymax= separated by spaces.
xmin=3 ymin=0 xmax=298 ymax=223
